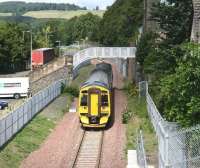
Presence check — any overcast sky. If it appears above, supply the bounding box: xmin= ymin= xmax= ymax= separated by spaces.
xmin=0 ymin=0 xmax=116 ymax=10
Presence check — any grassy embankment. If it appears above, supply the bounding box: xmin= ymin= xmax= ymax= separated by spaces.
xmin=123 ymin=82 xmax=157 ymax=164
xmin=23 ymin=10 xmax=105 ymax=19
xmin=0 ymin=65 xmax=95 ymax=168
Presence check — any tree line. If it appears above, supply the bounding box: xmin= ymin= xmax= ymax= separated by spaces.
xmin=0 ymin=1 xmax=86 ymax=15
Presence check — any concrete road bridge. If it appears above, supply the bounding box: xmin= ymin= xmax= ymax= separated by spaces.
xmin=71 ymin=47 xmax=136 ymax=80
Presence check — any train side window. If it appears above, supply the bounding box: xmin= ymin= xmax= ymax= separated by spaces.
xmin=81 ymin=95 xmax=88 ymax=106
xmin=101 ymin=95 xmax=108 ymax=106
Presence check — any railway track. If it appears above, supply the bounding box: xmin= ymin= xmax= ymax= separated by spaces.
xmin=72 ymin=130 xmax=104 ymax=168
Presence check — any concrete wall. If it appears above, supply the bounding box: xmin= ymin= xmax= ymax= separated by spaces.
xmin=29 ymin=57 xmax=66 ymax=83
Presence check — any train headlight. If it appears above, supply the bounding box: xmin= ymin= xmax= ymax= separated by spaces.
xmin=101 ymin=112 xmax=108 ymax=117
xmin=80 ymin=113 xmax=88 ymax=116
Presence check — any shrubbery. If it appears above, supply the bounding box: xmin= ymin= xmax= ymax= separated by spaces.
xmin=63 ymin=86 xmax=79 ymax=97
xmin=122 ymin=82 xmax=138 ymax=124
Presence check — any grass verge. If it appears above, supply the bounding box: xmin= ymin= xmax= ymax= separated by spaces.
xmin=0 ymin=116 xmax=55 ymax=168
xmin=0 ymin=94 xmax=73 ymax=168
xmin=123 ymin=82 xmax=157 ymax=165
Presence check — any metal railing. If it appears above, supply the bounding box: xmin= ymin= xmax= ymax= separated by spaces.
xmin=73 ymin=47 xmax=136 ymax=69
xmin=0 ymin=79 xmax=66 ymax=147
xmin=137 ymin=130 xmax=148 ymax=168
xmin=139 ymin=81 xmax=200 ymax=168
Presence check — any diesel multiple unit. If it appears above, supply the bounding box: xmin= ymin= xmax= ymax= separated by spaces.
xmin=78 ymin=63 xmax=113 ymax=128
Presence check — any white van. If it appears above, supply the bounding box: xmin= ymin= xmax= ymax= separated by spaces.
xmin=0 ymin=77 xmax=30 ymax=99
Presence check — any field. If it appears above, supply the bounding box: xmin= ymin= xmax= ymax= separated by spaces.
xmin=0 ymin=13 xmax=12 ymax=16
xmin=23 ymin=10 xmax=105 ymax=19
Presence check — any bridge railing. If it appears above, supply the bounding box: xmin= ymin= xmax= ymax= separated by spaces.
xmin=73 ymin=47 xmax=136 ymax=69
xmin=0 ymin=79 xmax=66 ymax=147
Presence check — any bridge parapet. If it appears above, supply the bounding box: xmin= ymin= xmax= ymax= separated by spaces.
xmin=73 ymin=47 xmax=136 ymax=70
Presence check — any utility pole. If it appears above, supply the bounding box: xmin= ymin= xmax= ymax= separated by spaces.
xmin=56 ymin=40 xmax=61 ymax=57
xmin=23 ymin=30 xmax=33 ymax=71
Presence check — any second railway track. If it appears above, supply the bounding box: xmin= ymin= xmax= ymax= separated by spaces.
xmin=72 ymin=130 xmax=104 ymax=168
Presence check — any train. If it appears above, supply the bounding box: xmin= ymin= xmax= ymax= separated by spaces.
xmin=78 ymin=63 xmax=113 ymax=128
xmin=32 ymin=48 xmax=55 ymax=69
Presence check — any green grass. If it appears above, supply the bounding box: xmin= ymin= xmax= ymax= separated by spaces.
xmin=23 ymin=10 xmax=105 ymax=19
xmin=0 ymin=116 xmax=55 ymax=168
xmin=0 ymin=94 xmax=73 ymax=168
xmin=123 ymin=83 xmax=157 ymax=163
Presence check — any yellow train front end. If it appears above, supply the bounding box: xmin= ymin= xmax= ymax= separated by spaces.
xmin=78 ymin=85 xmax=111 ymax=128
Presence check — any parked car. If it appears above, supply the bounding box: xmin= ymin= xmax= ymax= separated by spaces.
xmin=0 ymin=100 xmax=8 ymax=110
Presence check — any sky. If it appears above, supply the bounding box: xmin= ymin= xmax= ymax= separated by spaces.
xmin=0 ymin=0 xmax=116 ymax=10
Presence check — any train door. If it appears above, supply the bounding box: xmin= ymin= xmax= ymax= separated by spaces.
xmin=90 ymin=94 xmax=99 ymax=116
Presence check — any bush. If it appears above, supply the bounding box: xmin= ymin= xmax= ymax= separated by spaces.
xmin=122 ymin=108 xmax=132 ymax=124
xmin=64 ymin=86 xmax=79 ymax=97
xmin=123 ymin=82 xmax=138 ymax=97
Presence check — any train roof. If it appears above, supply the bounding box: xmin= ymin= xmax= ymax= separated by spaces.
xmin=81 ymin=70 xmax=109 ymax=88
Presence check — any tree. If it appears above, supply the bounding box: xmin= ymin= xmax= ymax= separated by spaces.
xmin=0 ymin=22 xmax=29 ymax=73
xmin=136 ymin=32 xmax=158 ymax=67
xmin=152 ymin=0 xmax=193 ymax=44
xmin=99 ymin=0 xmax=143 ymax=46
xmin=157 ymin=43 xmax=200 ymax=127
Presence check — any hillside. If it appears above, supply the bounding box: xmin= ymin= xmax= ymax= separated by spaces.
xmin=0 ymin=1 xmax=86 ymax=15
xmin=23 ymin=10 xmax=105 ymax=19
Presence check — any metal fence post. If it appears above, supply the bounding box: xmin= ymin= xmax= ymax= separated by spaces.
xmin=165 ymin=131 xmax=170 ymax=168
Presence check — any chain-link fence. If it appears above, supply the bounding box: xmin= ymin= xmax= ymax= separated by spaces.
xmin=137 ymin=130 xmax=148 ymax=168
xmin=139 ymin=81 xmax=200 ymax=168
xmin=0 ymin=79 xmax=66 ymax=147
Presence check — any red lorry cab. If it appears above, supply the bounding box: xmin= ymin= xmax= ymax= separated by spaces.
xmin=32 ymin=48 xmax=55 ymax=68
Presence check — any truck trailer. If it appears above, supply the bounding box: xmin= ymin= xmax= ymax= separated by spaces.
xmin=32 ymin=48 xmax=55 ymax=68
xmin=0 ymin=77 xmax=30 ymax=99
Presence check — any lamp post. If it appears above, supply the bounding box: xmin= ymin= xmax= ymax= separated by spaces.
xmin=45 ymin=32 xmax=53 ymax=47
xmin=23 ymin=30 xmax=32 ymax=71
xmin=56 ymin=40 xmax=61 ymax=57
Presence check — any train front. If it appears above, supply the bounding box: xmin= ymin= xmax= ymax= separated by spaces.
xmin=78 ymin=64 xmax=112 ymax=128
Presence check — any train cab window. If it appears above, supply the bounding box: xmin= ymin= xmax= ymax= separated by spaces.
xmin=101 ymin=95 xmax=108 ymax=106
xmin=81 ymin=95 xmax=88 ymax=106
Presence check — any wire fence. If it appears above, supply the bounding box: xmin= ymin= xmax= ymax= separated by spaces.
xmin=139 ymin=81 xmax=200 ymax=168
xmin=0 ymin=79 xmax=66 ymax=147
xmin=137 ymin=130 xmax=148 ymax=168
